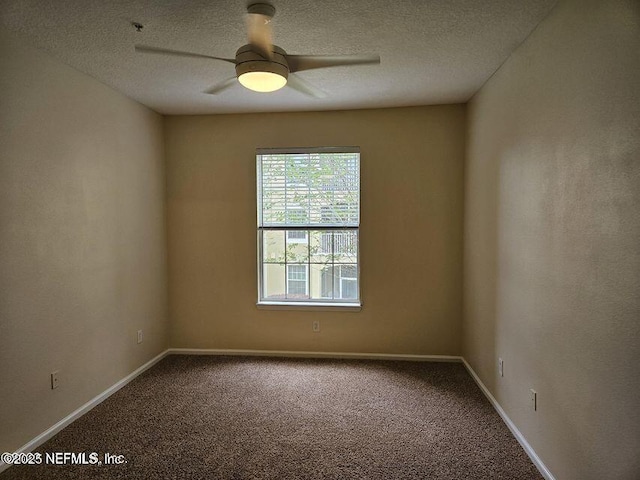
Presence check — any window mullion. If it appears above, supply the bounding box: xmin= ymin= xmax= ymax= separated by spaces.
xmin=307 ymin=153 xmax=311 ymax=226
xmin=261 ymin=225 xmax=358 ymax=231
xmin=284 ymin=227 xmax=288 ymax=299
xmin=331 ymin=230 xmax=335 ymax=301
xmin=307 ymin=229 xmax=311 ymax=299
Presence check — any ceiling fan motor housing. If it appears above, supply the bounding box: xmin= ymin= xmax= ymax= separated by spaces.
xmin=235 ymin=44 xmax=289 ymax=80
xmin=247 ymin=3 xmax=276 ymax=18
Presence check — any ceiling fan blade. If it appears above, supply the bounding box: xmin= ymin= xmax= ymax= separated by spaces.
xmin=286 ymin=73 xmax=327 ymax=98
xmin=245 ymin=12 xmax=274 ymax=59
xmin=203 ymin=77 xmax=238 ymax=95
xmin=135 ymin=45 xmax=235 ymax=64
xmin=287 ymin=54 xmax=380 ymax=73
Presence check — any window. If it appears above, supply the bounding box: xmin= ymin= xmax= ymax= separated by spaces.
xmin=257 ymin=147 xmax=360 ymax=306
xmin=287 ymin=265 xmax=308 ymax=296
xmin=287 ymin=230 xmax=308 ymax=242
xmin=320 ymin=265 xmax=358 ymax=300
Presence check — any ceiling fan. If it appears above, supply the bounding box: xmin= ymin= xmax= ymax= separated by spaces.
xmin=135 ymin=2 xmax=380 ymax=97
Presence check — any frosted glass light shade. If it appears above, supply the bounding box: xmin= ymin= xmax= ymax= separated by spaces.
xmin=238 ymin=71 xmax=287 ymax=92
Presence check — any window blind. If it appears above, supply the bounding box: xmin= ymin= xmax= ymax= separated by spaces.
xmin=257 ymin=150 xmax=360 ymax=228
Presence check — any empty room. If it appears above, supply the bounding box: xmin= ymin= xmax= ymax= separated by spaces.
xmin=0 ymin=0 xmax=638 ymax=479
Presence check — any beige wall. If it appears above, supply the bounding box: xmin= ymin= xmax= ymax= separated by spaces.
xmin=165 ymin=105 xmax=465 ymax=354
xmin=463 ymin=0 xmax=640 ymax=478
xmin=0 ymin=30 xmax=169 ymax=453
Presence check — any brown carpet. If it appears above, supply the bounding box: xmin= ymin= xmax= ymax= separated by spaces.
xmin=1 ymin=355 xmax=543 ymax=479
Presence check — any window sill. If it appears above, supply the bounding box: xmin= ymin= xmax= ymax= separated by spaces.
xmin=256 ymin=301 xmax=362 ymax=312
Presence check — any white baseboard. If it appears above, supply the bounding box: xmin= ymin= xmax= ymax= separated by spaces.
xmin=168 ymin=348 xmax=463 ymax=363
xmin=0 ymin=349 xmax=170 ymax=473
xmin=461 ymin=358 xmax=555 ymax=480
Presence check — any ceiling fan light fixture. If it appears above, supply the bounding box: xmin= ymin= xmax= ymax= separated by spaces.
xmin=238 ymin=70 xmax=287 ymax=92
xmin=235 ymin=44 xmax=289 ymax=93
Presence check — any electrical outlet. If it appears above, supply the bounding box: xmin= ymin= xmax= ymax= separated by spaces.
xmin=530 ymin=389 xmax=537 ymax=411
xmin=137 ymin=330 xmax=143 ymax=344
xmin=312 ymin=320 xmax=320 ymax=333
xmin=51 ymin=371 xmax=59 ymax=389
xmin=498 ymin=358 xmax=504 ymax=377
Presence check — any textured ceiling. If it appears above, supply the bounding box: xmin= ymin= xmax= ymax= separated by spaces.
xmin=0 ymin=0 xmax=557 ymax=115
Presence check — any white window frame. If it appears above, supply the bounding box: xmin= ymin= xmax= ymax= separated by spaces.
xmin=257 ymin=147 xmax=361 ymax=309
